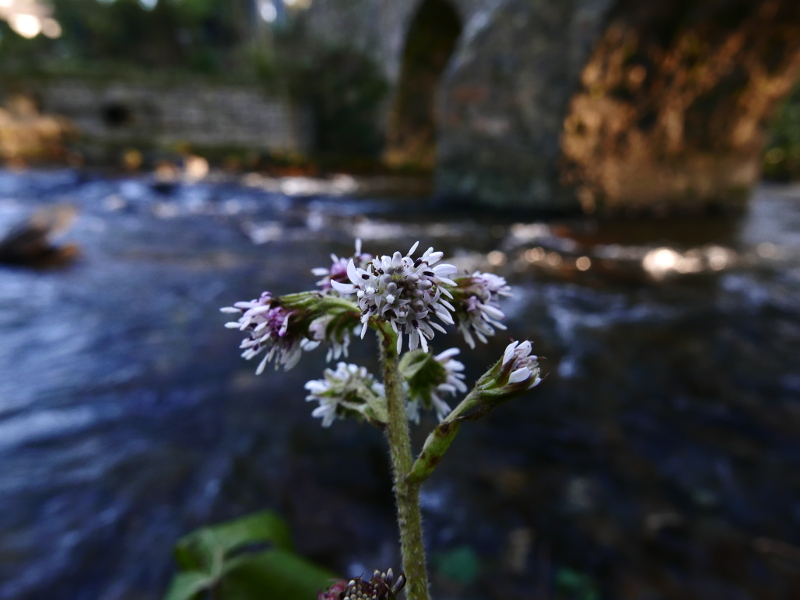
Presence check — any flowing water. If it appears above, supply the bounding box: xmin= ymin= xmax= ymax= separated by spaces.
xmin=0 ymin=169 xmax=798 ymax=600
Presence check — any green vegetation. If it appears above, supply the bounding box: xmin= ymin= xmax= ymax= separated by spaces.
xmin=0 ymin=0 xmax=263 ymax=80
xmin=0 ymin=0 xmax=390 ymax=160
xmin=763 ymin=83 xmax=800 ymax=180
xmin=164 ymin=510 xmax=336 ymax=600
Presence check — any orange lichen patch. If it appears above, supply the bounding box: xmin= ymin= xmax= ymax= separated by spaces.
xmin=560 ymin=0 xmax=800 ymax=213
xmin=0 ymin=95 xmax=75 ymax=164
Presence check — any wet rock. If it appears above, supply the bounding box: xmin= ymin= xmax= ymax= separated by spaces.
xmin=0 ymin=204 xmax=78 ymax=266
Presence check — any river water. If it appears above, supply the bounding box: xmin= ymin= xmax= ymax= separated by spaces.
xmin=0 ymin=169 xmax=798 ymax=600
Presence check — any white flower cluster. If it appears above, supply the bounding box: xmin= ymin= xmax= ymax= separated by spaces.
xmin=331 ymin=242 xmax=457 ymax=354
xmin=406 ymin=348 xmax=468 ymax=423
xmin=305 ymin=362 xmax=386 ymax=427
xmin=501 ymin=340 xmax=541 ymax=389
xmin=453 ymin=272 xmax=511 ymax=348
xmin=221 ymin=292 xmax=305 ymax=372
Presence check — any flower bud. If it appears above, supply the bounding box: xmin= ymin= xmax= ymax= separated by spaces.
xmin=479 ymin=340 xmax=541 ymax=398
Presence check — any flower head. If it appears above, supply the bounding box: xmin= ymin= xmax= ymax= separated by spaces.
xmin=451 ymin=271 xmax=511 ymax=348
xmin=305 ymin=362 xmax=387 ymax=427
xmin=318 ymin=570 xmax=405 ymax=600
xmin=492 ymin=340 xmax=541 ymax=392
xmin=221 ymin=292 xmax=308 ymax=372
xmin=402 ymin=348 xmax=468 ymax=423
xmin=331 ymin=242 xmax=457 ymax=354
xmin=312 ymin=239 xmax=372 ymax=292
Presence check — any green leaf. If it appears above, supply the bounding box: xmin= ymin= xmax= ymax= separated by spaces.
xmin=166 ymin=511 xmax=339 ymax=600
xmin=163 ymin=571 xmax=215 ymax=600
xmin=218 ymin=549 xmax=337 ymax=600
xmin=174 ymin=511 xmax=295 ymax=571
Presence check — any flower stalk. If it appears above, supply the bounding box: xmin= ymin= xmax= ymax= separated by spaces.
xmin=378 ymin=324 xmax=430 ymax=600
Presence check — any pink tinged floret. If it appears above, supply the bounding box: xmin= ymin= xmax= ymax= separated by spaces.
xmin=220 ymin=293 xmax=307 ymax=372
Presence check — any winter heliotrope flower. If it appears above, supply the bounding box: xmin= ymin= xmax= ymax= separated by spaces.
xmin=305 ymin=362 xmax=387 ymax=427
xmin=221 ymin=292 xmax=308 ymax=372
xmin=402 ymin=348 xmax=468 ymax=423
xmin=451 ymin=271 xmax=511 ymax=348
xmin=331 ymin=242 xmax=457 ymax=354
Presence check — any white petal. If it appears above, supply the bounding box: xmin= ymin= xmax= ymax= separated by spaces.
xmin=431 ymin=322 xmax=447 ymax=334
xmin=305 ymin=381 xmax=327 ymax=393
xmin=346 ymin=259 xmax=360 ymax=284
xmin=434 ymin=347 xmax=460 ymax=361
xmin=480 ymin=304 xmax=505 ymax=320
xmin=462 ymin=329 xmax=475 ymax=349
xmin=435 ymin=309 xmax=454 ymax=325
xmin=503 ymin=341 xmax=519 ymax=365
xmin=445 ymin=359 xmax=465 ymax=372
xmin=408 ymin=331 xmax=419 ymax=351
xmin=419 ymin=333 xmax=428 ymax=353
xmin=331 ymin=280 xmax=355 ymax=294
xmin=433 ymin=263 xmax=457 ymax=275
xmin=517 ymin=341 xmax=532 ymax=356
xmin=508 ymin=368 xmax=531 ymax=384
xmin=453 ymin=378 xmax=468 ymax=393
xmin=408 ymin=241 xmax=419 ymax=256
xmin=220 ymin=307 xmax=242 ymax=313
xmin=301 ymin=340 xmax=320 ymax=351
xmin=256 ymin=354 xmax=269 ymax=375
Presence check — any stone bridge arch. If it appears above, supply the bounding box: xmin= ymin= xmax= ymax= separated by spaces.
xmin=305 ymin=0 xmax=800 ymax=212
xmin=384 ymin=0 xmax=463 ymax=169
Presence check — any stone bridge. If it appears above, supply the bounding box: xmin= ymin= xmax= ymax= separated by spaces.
xmin=305 ymin=0 xmax=800 ymax=212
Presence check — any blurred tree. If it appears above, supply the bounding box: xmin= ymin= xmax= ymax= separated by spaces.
xmin=763 ymin=83 xmax=800 ymax=180
xmin=0 ymin=0 xmax=268 ymax=78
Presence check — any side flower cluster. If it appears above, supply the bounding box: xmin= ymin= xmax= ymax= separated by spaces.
xmin=450 ymin=272 xmax=511 ymax=348
xmin=331 ymin=242 xmax=457 ymax=354
xmin=220 ymin=292 xmax=306 ymax=372
xmin=305 ymin=362 xmax=387 ymax=427
xmin=404 ymin=348 xmax=468 ymax=423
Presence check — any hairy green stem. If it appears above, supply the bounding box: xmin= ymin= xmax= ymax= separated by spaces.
xmin=379 ymin=328 xmax=430 ymax=600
